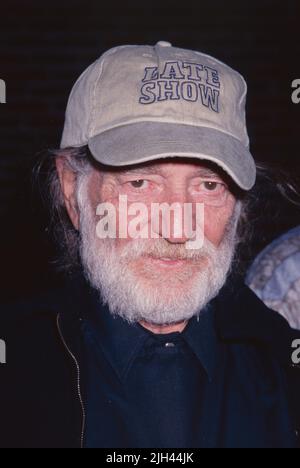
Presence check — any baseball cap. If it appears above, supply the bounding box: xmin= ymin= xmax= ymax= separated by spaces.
xmin=61 ymin=41 xmax=256 ymax=191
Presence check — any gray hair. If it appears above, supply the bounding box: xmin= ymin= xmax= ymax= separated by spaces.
xmin=35 ymin=146 xmax=93 ymax=271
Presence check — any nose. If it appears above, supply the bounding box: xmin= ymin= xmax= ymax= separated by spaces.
xmin=151 ymin=191 xmax=196 ymax=244
xmin=166 ymin=230 xmax=191 ymax=244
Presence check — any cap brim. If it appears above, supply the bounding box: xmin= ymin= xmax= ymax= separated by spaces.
xmin=88 ymin=122 xmax=256 ymax=191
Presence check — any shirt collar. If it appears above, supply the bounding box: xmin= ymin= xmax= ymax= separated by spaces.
xmin=182 ymin=304 xmax=218 ymax=381
xmin=83 ymin=287 xmax=218 ymax=382
xmin=83 ymin=297 xmax=149 ymax=382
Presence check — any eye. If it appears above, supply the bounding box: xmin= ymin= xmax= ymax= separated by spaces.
xmin=129 ymin=179 xmax=149 ymax=189
xmin=202 ymin=181 xmax=220 ymax=191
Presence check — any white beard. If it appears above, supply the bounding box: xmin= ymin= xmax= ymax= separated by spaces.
xmin=77 ymin=177 xmax=240 ymax=325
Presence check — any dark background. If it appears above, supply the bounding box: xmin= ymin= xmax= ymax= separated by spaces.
xmin=0 ymin=0 xmax=299 ymax=302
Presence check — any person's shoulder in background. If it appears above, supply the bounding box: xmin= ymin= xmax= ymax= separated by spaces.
xmin=246 ymin=225 xmax=300 ymax=330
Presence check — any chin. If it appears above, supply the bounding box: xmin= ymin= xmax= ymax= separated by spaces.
xmin=133 ymin=272 xmax=202 ymax=302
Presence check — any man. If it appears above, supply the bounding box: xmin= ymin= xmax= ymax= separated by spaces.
xmin=247 ymin=225 xmax=300 ymax=330
xmin=1 ymin=41 xmax=300 ymax=448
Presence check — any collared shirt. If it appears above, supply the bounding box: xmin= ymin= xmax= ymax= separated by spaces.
xmin=80 ymin=287 xmax=297 ymax=448
xmin=81 ymin=300 xmax=217 ymax=448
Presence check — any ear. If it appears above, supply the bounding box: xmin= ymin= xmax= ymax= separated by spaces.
xmin=55 ymin=157 xmax=80 ymax=230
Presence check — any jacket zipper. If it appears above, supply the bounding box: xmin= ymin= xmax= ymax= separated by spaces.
xmin=57 ymin=313 xmax=86 ymax=448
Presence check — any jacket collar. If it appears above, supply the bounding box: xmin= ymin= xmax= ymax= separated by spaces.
xmin=213 ymin=277 xmax=300 ymax=366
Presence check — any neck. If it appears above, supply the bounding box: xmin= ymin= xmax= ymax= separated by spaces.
xmin=139 ymin=320 xmax=188 ymax=335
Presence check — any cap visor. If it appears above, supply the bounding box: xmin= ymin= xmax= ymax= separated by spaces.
xmin=88 ymin=122 xmax=256 ymax=190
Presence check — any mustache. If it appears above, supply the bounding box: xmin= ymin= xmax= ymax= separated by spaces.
xmin=118 ymin=237 xmax=217 ymax=262
xmin=107 ymin=204 xmax=241 ymax=264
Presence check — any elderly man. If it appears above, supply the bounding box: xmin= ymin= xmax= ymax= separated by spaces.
xmin=1 ymin=41 xmax=300 ymax=449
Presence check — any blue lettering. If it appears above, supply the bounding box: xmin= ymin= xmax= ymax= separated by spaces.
xmin=204 ymin=66 xmax=220 ymax=88
xmin=181 ymin=81 xmax=198 ymax=101
xmin=142 ymin=67 xmax=159 ymax=82
xmin=157 ymin=80 xmax=180 ymax=101
xmin=199 ymin=84 xmax=220 ymax=112
xmin=139 ymin=82 xmax=156 ymax=104
xmin=182 ymin=62 xmax=204 ymax=81
xmin=160 ymin=62 xmax=185 ymax=80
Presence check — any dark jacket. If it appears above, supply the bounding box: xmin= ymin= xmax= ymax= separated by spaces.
xmin=0 ymin=274 xmax=300 ymax=448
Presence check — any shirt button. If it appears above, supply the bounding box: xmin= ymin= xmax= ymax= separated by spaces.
xmin=156 ymin=41 xmax=172 ymax=48
xmin=165 ymin=342 xmax=175 ymax=348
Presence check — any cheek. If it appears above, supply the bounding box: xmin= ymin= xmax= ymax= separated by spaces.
xmin=204 ymin=197 xmax=236 ymax=246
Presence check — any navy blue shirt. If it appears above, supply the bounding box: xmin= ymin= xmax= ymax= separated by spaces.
xmin=80 ymin=291 xmax=297 ymax=448
xmin=82 ymin=302 xmax=218 ymax=448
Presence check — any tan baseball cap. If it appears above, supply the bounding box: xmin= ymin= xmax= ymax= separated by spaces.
xmin=61 ymin=41 xmax=256 ymax=190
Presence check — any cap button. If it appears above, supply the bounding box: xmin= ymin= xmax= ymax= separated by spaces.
xmin=156 ymin=41 xmax=172 ymax=48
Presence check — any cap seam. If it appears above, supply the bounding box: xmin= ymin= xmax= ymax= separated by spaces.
xmin=88 ymin=48 xmax=123 ymax=137
xmin=89 ymin=45 xmax=149 ymax=137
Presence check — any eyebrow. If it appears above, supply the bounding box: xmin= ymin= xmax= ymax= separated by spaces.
xmin=192 ymin=168 xmax=222 ymax=178
xmin=118 ymin=166 xmax=159 ymax=176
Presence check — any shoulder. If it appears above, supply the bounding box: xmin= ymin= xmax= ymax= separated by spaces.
xmin=0 ymin=272 xmax=89 ymax=328
xmin=214 ymin=279 xmax=300 ymax=367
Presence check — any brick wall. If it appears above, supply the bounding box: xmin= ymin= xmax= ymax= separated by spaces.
xmin=0 ymin=0 xmax=299 ymax=300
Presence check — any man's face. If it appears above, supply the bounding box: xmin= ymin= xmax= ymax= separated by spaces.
xmin=72 ymin=158 xmax=240 ymax=325
xmin=88 ymin=159 xmax=237 ymax=248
